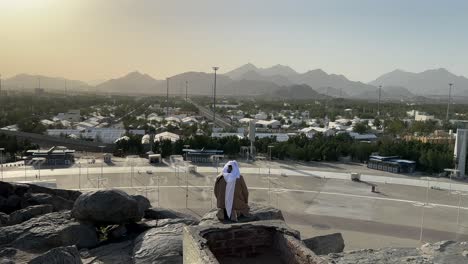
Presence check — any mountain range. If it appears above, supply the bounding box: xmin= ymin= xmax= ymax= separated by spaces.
xmin=2 ymin=64 xmax=467 ymax=100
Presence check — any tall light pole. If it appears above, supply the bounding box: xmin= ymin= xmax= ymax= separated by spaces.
xmin=0 ymin=148 xmax=4 ymax=181
xmin=446 ymin=83 xmax=453 ymax=122
xmin=98 ymin=146 xmax=105 ymax=189
xmin=166 ymin=78 xmax=170 ymax=116
xmin=377 ymin=85 xmax=382 ymax=116
xmin=212 ymin=67 xmax=219 ymax=124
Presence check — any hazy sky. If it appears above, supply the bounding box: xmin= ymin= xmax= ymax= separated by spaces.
xmin=1 ymin=0 xmax=467 ymax=83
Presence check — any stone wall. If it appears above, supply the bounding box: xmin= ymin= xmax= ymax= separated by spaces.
xmin=183 ymin=220 xmax=325 ymax=264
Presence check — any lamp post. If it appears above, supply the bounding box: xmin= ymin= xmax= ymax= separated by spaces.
xmin=212 ymin=67 xmax=219 ymax=124
xmin=98 ymin=146 xmax=105 ymax=189
xmin=446 ymin=83 xmax=453 ymax=122
xmin=0 ymin=148 xmax=4 ymax=181
xmin=78 ymin=162 xmax=81 ymax=190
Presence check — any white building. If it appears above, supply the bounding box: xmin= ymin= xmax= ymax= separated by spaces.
xmin=254 ymin=112 xmax=268 ymax=120
xmin=54 ymin=109 xmax=81 ymax=123
xmin=415 ymin=111 xmax=435 ymax=121
xmin=255 ymin=120 xmax=281 ymax=129
xmin=211 ymin=132 xmax=244 ymax=139
xmin=300 ymin=127 xmax=335 ymax=138
xmin=154 ymin=132 xmax=180 ymax=142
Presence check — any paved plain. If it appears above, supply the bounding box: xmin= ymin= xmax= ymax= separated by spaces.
xmin=2 ymin=160 xmax=468 ymax=250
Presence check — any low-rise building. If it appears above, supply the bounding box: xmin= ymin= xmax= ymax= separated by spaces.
xmin=25 ymin=146 xmax=75 ymax=166
xmin=367 ymin=155 xmax=416 ymax=173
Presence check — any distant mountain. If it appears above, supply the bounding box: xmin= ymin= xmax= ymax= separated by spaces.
xmin=224 ymin=63 xmax=258 ymax=80
xmin=315 ymin=86 xmax=349 ymax=98
xmin=238 ymin=70 xmax=293 ymax=86
xmin=271 ymin=84 xmax=326 ymax=100
xmin=3 ymin=74 xmax=91 ymax=92
xmin=95 ymin=71 xmax=164 ymax=94
xmin=164 ymin=71 xmax=231 ymax=96
xmin=370 ymin=68 xmax=468 ymax=96
xmin=226 ymin=64 xmax=377 ymax=96
xmin=382 ymin=86 xmax=415 ymax=99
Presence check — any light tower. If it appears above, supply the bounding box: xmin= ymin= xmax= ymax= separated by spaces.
xmin=166 ymin=78 xmax=170 ymax=116
xmin=446 ymin=83 xmax=453 ymax=122
xmin=377 ymin=85 xmax=382 ymax=116
xmin=212 ymin=67 xmax=219 ymax=123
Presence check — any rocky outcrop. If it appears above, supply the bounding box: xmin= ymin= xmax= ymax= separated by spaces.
xmin=144 ymin=207 xmax=199 ymax=223
xmin=198 ymin=203 xmax=284 ymax=225
xmin=303 ymin=233 xmax=345 ymax=255
xmin=28 ymin=246 xmax=82 ymax=264
xmin=133 ymin=223 xmax=187 ymax=264
xmin=324 ymin=241 xmax=468 ymax=264
xmin=7 ymin=204 xmax=53 ymax=226
xmin=25 ymin=193 xmax=74 ymax=211
xmin=72 ymin=189 xmax=144 ymax=225
xmin=80 ymin=240 xmax=134 ymax=264
xmin=132 ymin=195 xmax=151 ymax=217
xmin=0 ymin=211 xmax=98 ymax=252
xmin=0 ymin=181 xmax=79 ymax=226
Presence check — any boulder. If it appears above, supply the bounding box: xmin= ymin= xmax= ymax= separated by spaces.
xmin=26 ymin=193 xmax=74 ymax=211
xmin=72 ymin=189 xmax=143 ymax=225
xmin=5 ymin=195 xmax=22 ymax=213
xmin=28 ymin=246 xmax=82 ymax=264
xmin=0 ymin=182 xmax=14 ymax=198
xmin=144 ymin=208 xmax=199 ymax=222
xmin=302 ymin=233 xmax=345 ymax=255
xmin=133 ymin=223 xmax=187 ymax=264
xmin=0 ymin=212 xmax=9 ymax=226
xmin=108 ymin=225 xmax=127 ymax=240
xmin=7 ymin=205 xmax=53 ymax=225
xmin=198 ymin=203 xmax=284 ymax=225
xmin=81 ymin=240 xmax=133 ymax=264
xmin=132 ymin=195 xmax=151 ymax=217
xmin=26 ymin=184 xmax=81 ymax=201
xmin=0 ymin=211 xmax=98 ymax=252
xmin=324 ymin=241 xmax=468 ymax=264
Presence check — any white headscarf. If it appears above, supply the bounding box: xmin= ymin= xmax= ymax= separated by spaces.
xmin=222 ymin=160 xmax=241 ymax=183
xmin=222 ymin=160 xmax=240 ymax=219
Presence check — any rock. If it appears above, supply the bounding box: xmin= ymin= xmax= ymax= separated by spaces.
xmin=0 ymin=211 xmax=98 ymax=252
xmin=0 ymin=248 xmax=17 ymax=259
xmin=0 ymin=212 xmax=9 ymax=226
xmin=0 ymin=182 xmax=15 ymax=198
xmin=127 ymin=217 xmax=199 ymax=235
xmin=72 ymin=189 xmax=143 ymax=225
xmin=198 ymin=203 xmax=284 ymax=225
xmin=26 ymin=193 xmax=74 ymax=211
xmin=303 ymin=233 xmax=345 ymax=255
xmin=26 ymin=184 xmax=81 ymax=201
xmin=13 ymin=184 xmax=30 ymax=197
xmin=108 ymin=225 xmax=127 ymax=240
xmin=132 ymin=195 xmax=151 ymax=216
xmin=28 ymin=246 xmax=82 ymax=264
xmin=81 ymin=240 xmax=133 ymax=264
xmin=324 ymin=241 xmax=468 ymax=263
xmin=7 ymin=205 xmax=53 ymax=225
xmin=5 ymin=195 xmax=22 ymax=213
xmin=133 ymin=223 xmax=187 ymax=264
xmin=144 ymin=208 xmax=199 ymax=222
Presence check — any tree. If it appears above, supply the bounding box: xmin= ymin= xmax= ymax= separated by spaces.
xmin=353 ymin=122 xmax=370 ymax=134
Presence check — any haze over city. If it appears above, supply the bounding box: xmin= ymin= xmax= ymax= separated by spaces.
xmin=1 ymin=0 xmax=468 ymax=83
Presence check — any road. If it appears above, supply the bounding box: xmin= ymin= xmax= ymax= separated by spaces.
xmin=188 ymin=99 xmax=233 ymax=129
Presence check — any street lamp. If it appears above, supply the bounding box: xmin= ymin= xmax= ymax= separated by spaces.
xmin=212 ymin=67 xmax=219 ymax=124
xmin=0 ymin=148 xmax=4 ymax=181
xmin=98 ymin=146 xmax=105 ymax=189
